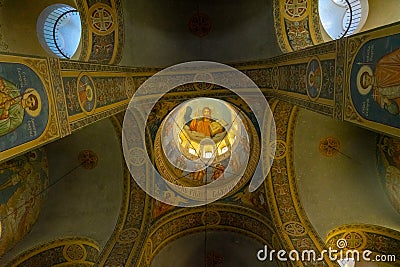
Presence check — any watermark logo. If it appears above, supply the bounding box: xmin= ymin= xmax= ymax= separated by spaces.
xmin=257 ymin=238 xmax=396 ymax=265
xmin=336 ymin=238 xmax=347 ymax=249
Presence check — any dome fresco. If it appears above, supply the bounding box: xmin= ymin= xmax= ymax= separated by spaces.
xmin=0 ymin=148 xmax=48 ymax=257
xmin=154 ymin=97 xmax=260 ymax=202
xmin=377 ymin=135 xmax=400 ymax=215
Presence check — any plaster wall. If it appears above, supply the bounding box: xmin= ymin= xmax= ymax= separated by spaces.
xmin=150 ymin=231 xmax=279 ymax=267
xmin=196 ymin=0 xmax=281 ymax=63
xmin=294 ymin=109 xmax=400 ymax=239
xmin=1 ymin=118 xmax=124 ymax=264
xmin=120 ymin=0 xmax=281 ymax=67
xmin=120 ymin=0 xmax=200 ymax=67
xmin=0 ymin=0 xmax=77 ymax=56
xmin=362 ymin=0 xmax=400 ymax=31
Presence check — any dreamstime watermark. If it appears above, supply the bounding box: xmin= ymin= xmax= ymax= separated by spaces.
xmin=257 ymin=239 xmax=396 ymax=266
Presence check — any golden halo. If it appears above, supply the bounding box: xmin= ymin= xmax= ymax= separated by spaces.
xmin=23 ymin=88 xmax=41 ymax=117
xmin=356 ymin=65 xmax=373 ymax=95
xmin=85 ymin=85 xmax=94 ymax=101
xmin=308 ymin=71 xmax=315 ymax=86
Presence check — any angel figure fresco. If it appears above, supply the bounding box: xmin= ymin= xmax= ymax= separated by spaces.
xmin=0 ymin=77 xmax=41 ymax=136
xmin=191 ymin=163 xmax=206 ymax=184
xmin=211 ymin=163 xmax=225 ymax=181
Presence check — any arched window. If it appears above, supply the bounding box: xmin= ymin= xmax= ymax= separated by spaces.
xmin=37 ymin=4 xmax=82 ymax=59
xmin=319 ymin=0 xmax=369 ymax=40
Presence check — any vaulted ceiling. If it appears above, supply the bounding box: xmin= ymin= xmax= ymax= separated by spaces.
xmin=120 ymin=0 xmax=281 ymax=66
xmin=0 ymin=0 xmax=399 ymax=266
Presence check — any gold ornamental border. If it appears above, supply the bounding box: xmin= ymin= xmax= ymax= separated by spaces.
xmin=274 ymin=0 xmax=323 ymax=52
xmin=6 ymin=237 xmax=99 ymax=267
xmin=88 ymin=3 xmax=117 ymax=36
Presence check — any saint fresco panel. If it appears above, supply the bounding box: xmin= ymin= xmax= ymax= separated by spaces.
xmin=0 ymin=148 xmax=48 ymax=256
xmin=377 ymin=135 xmax=400 ymax=215
xmin=0 ymin=62 xmax=49 ymax=151
xmin=349 ymin=33 xmax=400 ymax=130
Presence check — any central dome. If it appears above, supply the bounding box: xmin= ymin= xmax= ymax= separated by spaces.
xmin=167 ymin=98 xmax=240 ymax=169
xmin=154 ymin=97 xmax=260 ymax=200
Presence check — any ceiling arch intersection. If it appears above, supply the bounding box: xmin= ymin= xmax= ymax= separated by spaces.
xmin=265 ymin=99 xmax=334 ymax=267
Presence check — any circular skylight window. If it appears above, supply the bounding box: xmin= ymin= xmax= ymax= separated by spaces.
xmin=37 ymin=4 xmax=82 ymax=59
xmin=319 ymin=0 xmax=369 ymax=39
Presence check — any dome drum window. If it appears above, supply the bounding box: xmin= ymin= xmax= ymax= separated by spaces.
xmin=319 ymin=0 xmax=369 ymax=40
xmin=37 ymin=4 xmax=82 ymax=59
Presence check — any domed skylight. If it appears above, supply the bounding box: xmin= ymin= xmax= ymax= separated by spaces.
xmin=319 ymin=0 xmax=369 ymax=39
xmin=37 ymin=4 xmax=82 ymax=59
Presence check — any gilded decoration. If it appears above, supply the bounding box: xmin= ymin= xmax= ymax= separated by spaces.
xmin=76 ymin=0 xmax=90 ymax=62
xmin=144 ymin=240 xmax=153 ymax=266
xmin=60 ymin=61 xmax=149 ymax=130
xmin=283 ymin=221 xmax=307 ymax=237
xmin=63 ymin=76 xmax=81 ymax=116
xmin=78 ymin=149 xmax=98 ymax=169
xmin=284 ymin=0 xmax=308 ymax=21
xmin=272 ymin=65 xmax=280 ymax=90
xmin=319 ymin=136 xmax=340 ymax=157
xmin=117 ymin=228 xmax=140 ymax=244
xmin=273 ymin=0 xmax=323 ymax=52
xmin=63 ymin=243 xmax=86 ymax=261
xmin=7 ymin=237 xmax=100 ymax=267
xmin=265 ymin=99 xmax=334 ymax=267
xmin=286 ymin=19 xmax=314 ymax=51
xmin=142 ymin=204 xmax=276 ymax=265
xmin=236 ymin=45 xmax=337 ymax=117
xmin=78 ymin=0 xmax=124 ymax=64
xmin=334 ymin=37 xmax=347 ymax=120
xmin=201 ymin=210 xmax=221 ymax=226
xmin=8 ymin=2 xmax=400 ymax=266
xmin=274 ymin=140 xmax=287 ymax=160
xmin=88 ymin=3 xmax=116 ymax=36
xmin=47 ymin=57 xmax=70 ymax=138
xmin=125 ymin=76 xmax=136 ymax=99
xmin=229 ymin=184 xmax=271 ymax=218
xmin=326 ymin=224 xmax=400 ymax=262
xmin=98 ymin=76 xmax=354 ymax=264
xmin=97 ymin=112 xmax=150 ymax=267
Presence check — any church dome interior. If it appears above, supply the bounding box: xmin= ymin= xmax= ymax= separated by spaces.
xmin=0 ymin=0 xmax=399 ymax=266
